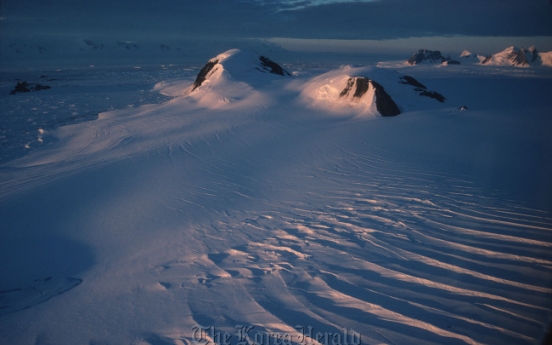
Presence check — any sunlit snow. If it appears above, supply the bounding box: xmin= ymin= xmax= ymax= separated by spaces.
xmin=1 ymin=48 xmax=551 ymax=345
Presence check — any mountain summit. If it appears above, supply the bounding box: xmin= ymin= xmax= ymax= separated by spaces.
xmin=407 ymin=49 xmax=460 ymax=65
xmin=191 ymin=49 xmax=290 ymax=91
xmin=481 ymin=46 xmax=552 ymax=67
xmin=338 ymin=77 xmax=400 ymax=116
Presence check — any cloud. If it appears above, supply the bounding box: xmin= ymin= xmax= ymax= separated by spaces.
xmin=277 ymin=0 xmax=552 ymax=39
xmin=247 ymin=0 xmax=379 ymax=11
xmin=1 ymin=0 xmax=551 ymax=42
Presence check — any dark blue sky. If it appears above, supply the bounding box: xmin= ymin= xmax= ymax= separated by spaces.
xmin=3 ymin=0 xmax=552 ymax=39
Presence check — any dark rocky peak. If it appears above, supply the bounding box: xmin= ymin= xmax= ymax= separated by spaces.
xmin=527 ymin=46 xmax=539 ymax=62
xmin=371 ymin=80 xmax=401 ymax=117
xmin=10 ymin=81 xmax=51 ymax=95
xmin=509 ymin=48 xmax=530 ymax=66
xmin=407 ymin=49 xmax=460 ymax=65
xmin=340 ymin=77 xmax=400 ymax=117
xmin=192 ymin=59 xmax=219 ymax=91
xmin=340 ymin=77 xmax=370 ymax=99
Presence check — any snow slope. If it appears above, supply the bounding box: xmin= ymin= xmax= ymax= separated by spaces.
xmin=1 ymin=50 xmax=552 ymax=345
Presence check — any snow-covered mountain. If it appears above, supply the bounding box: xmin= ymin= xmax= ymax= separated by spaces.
xmin=459 ymin=50 xmax=472 ymax=58
xmin=191 ymin=49 xmax=291 ymax=92
xmin=458 ymin=50 xmax=485 ymax=61
xmin=183 ymin=50 xmax=449 ymax=117
xmin=481 ymin=46 xmax=552 ymax=67
xmin=407 ymin=49 xmax=460 ymax=65
xmin=299 ymin=68 xmax=401 ymax=117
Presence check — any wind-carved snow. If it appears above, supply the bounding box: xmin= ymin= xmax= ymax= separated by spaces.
xmin=0 ymin=277 xmax=82 ymax=315
xmin=0 ymin=49 xmax=551 ymax=345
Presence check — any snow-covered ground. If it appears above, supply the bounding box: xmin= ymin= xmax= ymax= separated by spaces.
xmin=1 ymin=50 xmax=551 ymax=345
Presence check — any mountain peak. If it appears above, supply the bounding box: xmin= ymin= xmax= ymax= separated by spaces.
xmin=339 ymin=77 xmax=400 ymax=116
xmin=407 ymin=49 xmax=460 ymax=65
xmin=481 ymin=46 xmax=551 ymax=67
xmin=192 ymin=49 xmax=290 ymax=91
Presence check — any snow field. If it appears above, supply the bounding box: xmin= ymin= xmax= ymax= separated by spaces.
xmin=1 ymin=50 xmax=552 ymax=345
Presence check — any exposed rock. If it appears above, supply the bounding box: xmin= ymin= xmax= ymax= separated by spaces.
xmin=191 ymin=50 xmax=290 ymax=92
xmin=10 ymin=81 xmax=51 ymax=95
xmin=399 ymin=76 xmax=445 ymax=103
xmin=441 ymin=60 xmax=461 ymax=65
xmin=192 ymin=59 xmax=219 ymax=91
xmin=399 ymin=75 xmax=426 ymax=89
xmin=419 ymin=90 xmax=446 ymax=102
xmin=407 ymin=49 xmax=460 ymax=65
xmin=371 ymin=80 xmax=401 ymax=117
xmin=509 ymin=49 xmax=530 ymax=66
xmin=340 ymin=77 xmax=369 ymax=99
xmin=340 ymin=77 xmax=400 ymax=117
xmin=258 ymin=56 xmax=291 ymax=76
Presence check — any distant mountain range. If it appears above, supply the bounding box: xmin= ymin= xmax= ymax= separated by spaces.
xmin=4 ymin=37 xmax=551 ymax=70
xmin=407 ymin=46 xmax=552 ymax=67
xmin=479 ymin=46 xmax=552 ymax=67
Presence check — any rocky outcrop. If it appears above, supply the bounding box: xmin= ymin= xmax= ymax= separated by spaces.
xmin=10 ymin=81 xmax=51 ymax=95
xmin=340 ymin=77 xmax=400 ymax=116
xmin=340 ymin=77 xmax=369 ymax=99
xmin=407 ymin=49 xmax=460 ymax=65
xmin=191 ymin=49 xmax=290 ymax=92
xmin=372 ymin=80 xmax=401 ymax=117
xmin=258 ymin=56 xmax=291 ymax=76
xmin=192 ymin=59 xmax=219 ymax=91
xmin=399 ymin=76 xmax=445 ymax=102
